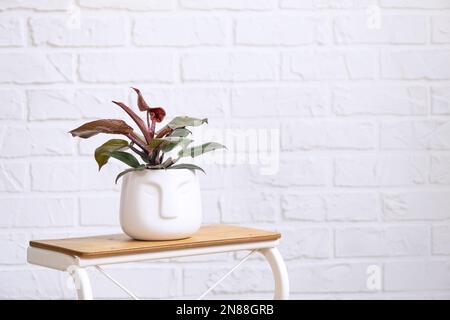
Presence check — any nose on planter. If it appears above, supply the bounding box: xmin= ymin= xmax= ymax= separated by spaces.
xmin=119 ymin=169 xmax=202 ymax=241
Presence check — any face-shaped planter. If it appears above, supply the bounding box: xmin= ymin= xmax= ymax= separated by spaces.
xmin=119 ymin=169 xmax=202 ymax=240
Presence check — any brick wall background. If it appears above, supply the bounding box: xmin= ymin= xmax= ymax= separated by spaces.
xmin=1 ymin=0 xmax=450 ymax=299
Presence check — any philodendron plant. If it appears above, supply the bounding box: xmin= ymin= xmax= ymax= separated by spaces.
xmin=69 ymin=88 xmax=225 ymax=183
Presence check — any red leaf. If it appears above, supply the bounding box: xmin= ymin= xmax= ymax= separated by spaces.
xmin=149 ymin=107 xmax=166 ymax=123
xmin=112 ymin=101 xmax=152 ymax=143
xmin=131 ymin=87 xmax=150 ymax=112
xmin=69 ymin=119 xmax=133 ymax=139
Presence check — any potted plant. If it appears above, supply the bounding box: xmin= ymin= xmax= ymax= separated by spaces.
xmin=69 ymin=88 xmax=225 ymax=240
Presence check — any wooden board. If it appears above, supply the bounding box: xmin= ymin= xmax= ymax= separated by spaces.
xmin=29 ymin=224 xmax=280 ymax=258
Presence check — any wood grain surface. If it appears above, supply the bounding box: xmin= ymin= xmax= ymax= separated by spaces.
xmin=29 ymin=224 xmax=281 ymax=258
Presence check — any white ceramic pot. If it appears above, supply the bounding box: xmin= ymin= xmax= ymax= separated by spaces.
xmin=119 ymin=169 xmax=202 ymax=240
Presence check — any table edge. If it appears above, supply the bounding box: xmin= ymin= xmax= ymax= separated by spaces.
xmin=29 ymin=233 xmax=281 ymax=258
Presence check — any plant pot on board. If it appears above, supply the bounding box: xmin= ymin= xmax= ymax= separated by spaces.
xmin=69 ymin=87 xmax=225 ymax=241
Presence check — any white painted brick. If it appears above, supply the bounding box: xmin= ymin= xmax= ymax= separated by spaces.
xmin=79 ymin=52 xmax=173 ymax=83
xmin=0 ymin=233 xmax=27 ymax=264
xmin=381 ymin=50 xmax=450 ymax=80
xmin=30 ymin=17 xmax=126 ymax=47
xmin=282 ymin=194 xmax=326 ymax=221
xmin=282 ymin=121 xmax=376 ymax=150
xmin=282 ymin=50 xmax=377 ymax=80
xmin=182 ymin=52 xmax=277 ymax=82
xmin=430 ymin=155 xmax=450 ymax=184
xmin=30 ymin=126 xmax=76 ymax=156
xmin=0 ymin=0 xmax=72 ymax=11
xmin=0 ymin=53 xmax=73 ymax=84
xmin=219 ymin=190 xmax=278 ymax=223
xmin=231 ymin=86 xmax=327 ymax=117
xmin=1 ymin=125 xmax=75 ymax=157
xmin=385 ymin=261 xmax=450 ymax=291
xmin=183 ymin=265 xmax=273 ymax=295
xmin=236 ymin=16 xmax=330 ymax=45
xmin=180 ymin=0 xmax=276 ymax=10
xmin=432 ymin=86 xmax=450 ymax=115
xmin=382 ymin=191 xmax=450 ymax=221
xmin=335 ymin=226 xmax=430 ymax=257
xmin=325 ymin=193 xmax=380 ymax=221
xmin=76 ymin=88 xmax=126 ymax=119
xmin=281 ymin=0 xmax=374 ymax=9
xmin=0 ymin=89 xmax=24 ymax=119
xmin=0 ymin=162 xmax=28 ymax=192
xmin=248 ymin=158 xmax=328 ymax=187
xmin=282 ymin=193 xmax=379 ymax=222
xmin=31 ymin=160 xmax=120 ymax=192
xmin=1 ymin=0 xmax=450 ymax=301
xmin=289 ymin=263 xmax=376 ymax=293
xmin=80 ymin=196 xmax=120 ymax=226
xmin=381 ymin=120 xmax=450 ymax=150
xmin=433 ymin=226 xmax=450 ymax=255
xmin=198 ymin=164 xmax=227 ymax=189
xmin=280 ymin=228 xmax=331 ymax=259
xmin=28 ymin=89 xmax=125 ymax=121
xmin=28 ymin=90 xmax=79 ymax=120
xmin=380 ymin=0 xmax=450 ymax=9
xmin=0 ymin=197 xmax=76 ymax=227
xmin=0 ymin=17 xmax=23 ymax=46
xmin=134 ymin=17 xmax=228 ymax=46
xmin=139 ymin=87 xmax=228 ymax=117
xmin=0 ymin=269 xmax=68 ymax=299
xmin=334 ymin=15 xmax=426 ymax=44
xmin=280 ymin=0 xmax=315 ymax=9
xmin=201 ymin=191 xmax=221 ymax=224
xmin=78 ymin=0 xmax=175 ymax=10
xmin=0 ymin=126 xmax=29 ymax=157
xmin=334 ymin=156 xmax=427 ymax=187
xmin=333 ymin=86 xmax=428 ymax=116
xmin=432 ymin=16 xmax=450 ymax=44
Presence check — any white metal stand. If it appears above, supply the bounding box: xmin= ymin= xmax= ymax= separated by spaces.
xmin=27 ymin=240 xmax=289 ymax=300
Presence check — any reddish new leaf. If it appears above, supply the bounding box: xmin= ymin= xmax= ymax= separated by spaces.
xmin=69 ymin=119 xmax=133 ymax=139
xmin=149 ymin=107 xmax=166 ymax=123
xmin=112 ymin=101 xmax=152 ymax=143
xmin=131 ymin=87 xmax=150 ymax=112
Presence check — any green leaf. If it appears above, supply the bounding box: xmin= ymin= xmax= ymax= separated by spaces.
xmin=95 ymin=139 xmax=129 ymax=171
xmin=169 ymin=128 xmax=191 ymax=137
xmin=178 ymin=142 xmax=226 ymax=158
xmin=115 ymin=165 xmax=145 ymax=184
xmin=148 ymin=137 xmax=192 ymax=153
xmin=109 ymin=151 xmax=141 ymax=168
xmin=168 ymin=163 xmax=205 ymax=174
xmin=161 ymin=157 xmax=176 ymax=168
xmin=167 ymin=116 xmax=208 ymax=130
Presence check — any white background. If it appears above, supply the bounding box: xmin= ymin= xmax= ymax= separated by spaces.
xmin=1 ymin=0 xmax=450 ymax=299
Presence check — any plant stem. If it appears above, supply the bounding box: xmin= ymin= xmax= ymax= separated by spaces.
xmin=149 ymin=146 xmax=161 ymax=165
xmin=146 ymin=111 xmax=151 ymax=132
xmin=126 ymin=132 xmax=150 ymax=153
xmin=129 ymin=143 xmax=148 ymax=160
xmin=112 ymin=101 xmax=153 ymax=144
xmin=149 ymin=120 xmax=156 ymax=139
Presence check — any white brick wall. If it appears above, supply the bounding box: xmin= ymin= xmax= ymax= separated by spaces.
xmin=0 ymin=0 xmax=449 ymax=300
